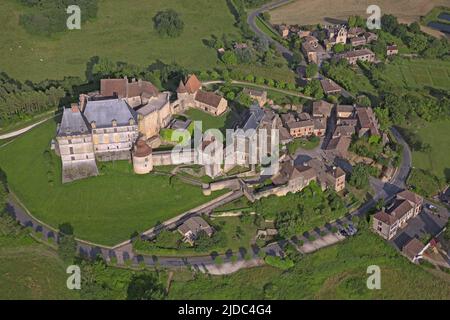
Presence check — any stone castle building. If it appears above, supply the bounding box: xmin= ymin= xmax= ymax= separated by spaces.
xmin=56 ymin=75 xmax=229 ymax=182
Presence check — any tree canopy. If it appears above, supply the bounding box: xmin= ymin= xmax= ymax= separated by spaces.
xmin=153 ymin=9 xmax=184 ymax=38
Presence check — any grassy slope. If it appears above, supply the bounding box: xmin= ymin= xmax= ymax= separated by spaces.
xmin=404 ymin=119 xmax=450 ymax=181
xmin=384 ymin=58 xmax=450 ymax=90
xmin=0 ymin=235 xmax=79 ymax=300
xmin=168 ymin=227 xmax=450 ymax=299
xmin=0 ymin=0 xmax=240 ymax=82
xmin=0 ymin=120 xmax=226 ymax=245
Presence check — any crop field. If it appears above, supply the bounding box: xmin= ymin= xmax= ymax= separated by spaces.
xmin=269 ymin=0 xmax=450 ymax=25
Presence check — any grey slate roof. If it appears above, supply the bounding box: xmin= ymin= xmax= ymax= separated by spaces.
xmin=241 ymin=103 xmax=265 ymax=131
xmin=83 ymin=99 xmax=136 ymax=128
xmin=58 ymin=107 xmax=90 ymax=136
xmin=137 ymin=93 xmax=170 ymax=116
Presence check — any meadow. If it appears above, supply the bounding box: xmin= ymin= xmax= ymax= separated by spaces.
xmin=0 ymin=0 xmax=241 ymax=82
xmin=383 ymin=58 xmax=450 ymax=90
xmin=168 ymin=226 xmax=450 ymax=299
xmin=0 ymin=119 xmax=226 ymax=246
xmin=403 ymin=119 xmax=450 ymax=182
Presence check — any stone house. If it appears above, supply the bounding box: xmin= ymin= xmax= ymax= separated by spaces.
xmin=356 ymin=106 xmax=380 ymax=137
xmin=350 ymin=36 xmax=367 ymax=47
xmin=178 ymin=216 xmax=214 ymax=245
xmin=312 ymin=100 xmax=334 ymax=118
xmin=373 ymin=190 xmax=423 ymax=240
xmin=307 ymin=158 xmax=346 ymax=192
xmin=336 ymin=104 xmax=355 ymax=119
xmin=302 ymin=36 xmax=329 ymax=65
xmin=243 ymin=88 xmax=268 ymax=107
xmin=277 ymin=24 xmax=290 ymax=38
xmin=320 ymin=78 xmax=342 ymax=95
xmin=402 ymin=238 xmax=426 ymax=263
xmin=387 ymin=44 xmax=399 ymax=56
xmin=281 ymin=112 xmax=315 ymax=138
xmin=324 ymin=26 xmax=347 ymax=51
xmin=335 ymin=49 xmax=376 ymax=65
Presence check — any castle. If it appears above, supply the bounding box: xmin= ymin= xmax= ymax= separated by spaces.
xmin=56 ymin=75 xmax=228 ymax=183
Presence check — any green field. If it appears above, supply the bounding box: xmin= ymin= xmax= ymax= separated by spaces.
xmin=384 ymin=58 xmax=450 ymax=90
xmin=405 ymin=119 xmax=450 ymax=182
xmin=0 ymin=0 xmax=241 ymax=82
xmin=0 ymin=232 xmax=79 ymax=299
xmin=168 ymin=226 xmax=450 ymax=299
xmin=0 ymin=120 xmax=226 ymax=246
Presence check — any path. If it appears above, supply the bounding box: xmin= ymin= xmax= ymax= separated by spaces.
xmin=0 ymin=114 xmax=58 ymax=140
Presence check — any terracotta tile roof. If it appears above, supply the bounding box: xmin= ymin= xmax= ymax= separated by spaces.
xmin=313 ymin=100 xmax=334 ymax=117
xmin=100 ymin=79 xmax=159 ymax=98
xmin=320 ymin=79 xmax=342 ymax=94
xmin=402 ymin=238 xmax=425 ymax=260
xmin=177 ymin=80 xmax=187 ymax=93
xmin=326 ymin=136 xmax=351 ymax=154
xmin=195 ymin=90 xmax=223 ymax=109
xmin=356 ymin=107 xmax=379 ymax=136
xmin=397 ymin=190 xmax=423 ymax=206
xmin=184 ymin=74 xmax=202 ymax=94
xmin=374 ymin=211 xmax=396 ymax=225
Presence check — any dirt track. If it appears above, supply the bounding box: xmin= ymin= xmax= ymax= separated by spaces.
xmin=269 ymin=0 xmax=450 ymax=25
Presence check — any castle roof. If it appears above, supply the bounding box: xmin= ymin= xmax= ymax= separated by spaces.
xmin=133 ymin=140 xmax=152 ymax=158
xmin=184 ymin=74 xmax=202 ymax=94
xmin=100 ymin=78 xmax=159 ymax=99
xmin=177 ymin=80 xmax=187 ymax=93
xmin=83 ymin=99 xmax=136 ymax=128
xmin=58 ymin=105 xmax=90 ymax=136
xmin=195 ymin=90 xmax=223 ymax=109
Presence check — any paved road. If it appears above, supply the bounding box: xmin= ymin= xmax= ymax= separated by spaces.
xmin=0 ymin=114 xmax=57 ymax=140
xmin=247 ymin=0 xmax=294 ymax=61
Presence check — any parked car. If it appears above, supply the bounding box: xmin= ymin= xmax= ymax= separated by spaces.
xmin=338 ymin=227 xmax=348 ymax=237
xmin=426 ymin=204 xmax=438 ymax=212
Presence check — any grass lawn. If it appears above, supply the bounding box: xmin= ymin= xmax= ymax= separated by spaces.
xmin=183 ymin=108 xmax=235 ymax=133
xmin=168 ymin=225 xmax=450 ymax=299
xmin=0 ymin=120 xmax=227 ymax=246
xmin=0 ymin=233 xmax=79 ymax=299
xmin=287 ymin=137 xmax=320 ymax=154
xmin=0 ymin=0 xmax=241 ymax=82
xmin=255 ymin=15 xmax=281 ymax=41
xmin=384 ymin=58 xmax=450 ymax=90
xmin=402 ymin=119 xmax=450 ymax=182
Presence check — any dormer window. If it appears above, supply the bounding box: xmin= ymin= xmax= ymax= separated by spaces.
xmin=129 ymin=118 xmax=135 ymax=125
xmin=91 ymin=121 xmax=96 ymax=129
xmin=112 ymin=119 xmax=117 ymax=127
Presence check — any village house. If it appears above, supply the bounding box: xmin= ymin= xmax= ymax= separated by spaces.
xmin=176 ymin=74 xmax=227 ymax=116
xmin=272 ymin=156 xmax=318 ymax=192
xmin=356 ymin=106 xmax=380 ymax=137
xmin=320 ymin=78 xmax=342 ymax=95
xmin=243 ymin=88 xmax=268 ymax=107
xmin=387 ymin=44 xmax=399 ymax=56
xmin=347 ymin=27 xmax=365 ymax=39
xmin=307 ymin=158 xmax=346 ymax=192
xmin=324 ymin=25 xmax=348 ymax=51
xmin=336 ymin=49 xmax=376 ymax=65
xmin=312 ymin=100 xmax=334 ymax=118
xmin=281 ymin=112 xmax=315 ymax=138
xmin=177 ymin=216 xmax=214 ymax=245
xmin=402 ymin=238 xmax=426 ymax=263
xmin=302 ymin=36 xmax=329 ymax=65
xmin=336 ymin=104 xmax=355 ymax=119
xmin=373 ymin=190 xmax=423 ymax=240
xmin=276 ymin=24 xmax=290 ymax=38
xmin=326 ymin=136 xmax=351 ymax=158
xmin=350 ymin=36 xmax=367 ymax=47
xmin=364 ymin=32 xmax=378 ymax=43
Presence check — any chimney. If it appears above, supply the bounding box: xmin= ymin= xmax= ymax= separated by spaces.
xmin=71 ymin=103 xmax=79 ymax=113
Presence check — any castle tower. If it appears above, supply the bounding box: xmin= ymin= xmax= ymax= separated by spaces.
xmin=132 ymin=140 xmax=153 ymax=174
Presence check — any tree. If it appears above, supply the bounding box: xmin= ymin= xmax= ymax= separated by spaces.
xmin=153 ymin=9 xmax=184 ymax=38
xmin=304 ymin=79 xmax=324 ymax=99
xmin=305 ymin=63 xmax=318 ymax=78
xmin=349 ymin=164 xmax=370 ymax=189
xmin=333 ymin=43 xmax=345 ymax=53
xmin=381 ymin=14 xmax=399 ymax=34
xmin=221 ymin=51 xmax=238 ymax=66
xmin=127 ymin=273 xmax=165 ymax=300
xmin=58 ymin=234 xmax=77 ymax=263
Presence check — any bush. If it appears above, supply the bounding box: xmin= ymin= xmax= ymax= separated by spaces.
xmin=214 ymin=256 xmax=224 ymax=265
xmin=153 ymin=9 xmax=184 ymax=38
xmin=264 ymin=255 xmax=294 ymax=270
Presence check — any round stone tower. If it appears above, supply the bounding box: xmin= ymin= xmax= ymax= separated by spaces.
xmin=132 ymin=140 xmax=153 ymax=174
